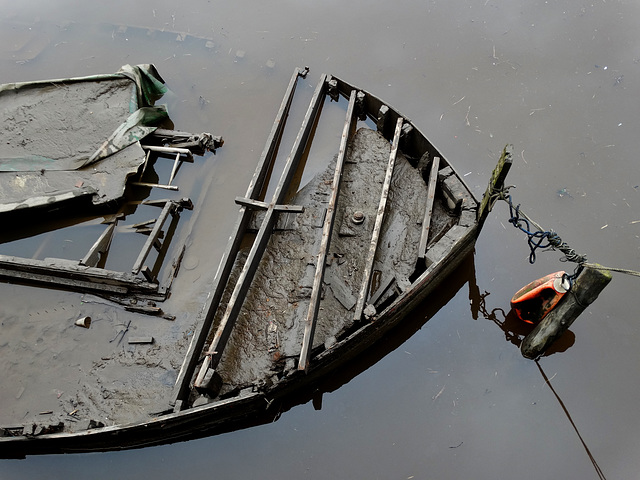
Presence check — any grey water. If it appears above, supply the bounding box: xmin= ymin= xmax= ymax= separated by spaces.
xmin=2 ymin=0 xmax=640 ymax=478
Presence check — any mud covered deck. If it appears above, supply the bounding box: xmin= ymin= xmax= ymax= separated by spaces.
xmin=203 ymin=127 xmax=456 ymax=398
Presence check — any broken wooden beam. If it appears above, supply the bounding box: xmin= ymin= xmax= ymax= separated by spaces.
xmin=80 ymin=222 xmax=116 ymax=268
xmin=0 ymin=255 xmax=158 ymax=295
xmin=477 ymin=144 xmax=513 ymax=233
xmin=418 ymin=156 xmax=440 ymax=259
xmin=298 ymin=89 xmax=357 ymax=372
xmin=132 ymin=200 xmax=178 ymax=275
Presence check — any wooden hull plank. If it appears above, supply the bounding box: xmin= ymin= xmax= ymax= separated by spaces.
xmin=194 ymin=74 xmax=327 ymax=393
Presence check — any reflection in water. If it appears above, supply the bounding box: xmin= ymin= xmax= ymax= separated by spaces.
xmin=470 ymin=273 xmax=576 ymax=356
xmin=536 ymin=360 xmax=608 ymax=480
xmin=280 ymin=254 xmax=477 ymax=417
xmin=470 ymin=254 xmax=606 ymax=478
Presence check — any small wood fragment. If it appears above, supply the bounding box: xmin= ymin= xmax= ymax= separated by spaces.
xmin=128 ymin=336 xmax=154 ymax=344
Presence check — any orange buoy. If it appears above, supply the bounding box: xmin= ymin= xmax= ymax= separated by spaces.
xmin=511 ymin=271 xmax=571 ymax=324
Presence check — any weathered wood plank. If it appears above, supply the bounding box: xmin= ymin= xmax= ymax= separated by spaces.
xmin=298 ymin=89 xmax=357 ymax=372
xmin=234 ymin=197 xmax=304 ymax=213
xmin=418 ymin=156 xmax=440 ymax=259
xmin=521 ymin=265 xmax=612 ymax=359
xmin=0 ymin=255 xmax=158 ymax=293
xmin=193 ymin=73 xmax=327 ymax=395
xmin=172 ymin=67 xmax=309 ymax=409
xmin=353 ymin=116 xmax=403 ymax=322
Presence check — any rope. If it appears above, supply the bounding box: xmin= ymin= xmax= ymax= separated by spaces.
xmin=490 ymin=186 xmax=640 ymax=279
xmin=500 ymin=188 xmax=587 ymax=265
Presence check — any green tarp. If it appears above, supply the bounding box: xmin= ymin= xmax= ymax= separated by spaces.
xmin=0 ymin=64 xmax=168 ymax=172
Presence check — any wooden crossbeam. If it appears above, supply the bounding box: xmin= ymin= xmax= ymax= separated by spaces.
xmin=353 ymin=116 xmax=403 ymax=322
xmin=298 ymin=89 xmax=357 ymax=372
xmin=234 ymin=197 xmax=304 ymax=213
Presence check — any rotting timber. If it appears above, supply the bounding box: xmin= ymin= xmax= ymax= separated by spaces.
xmin=0 ymin=67 xmax=510 ymax=457
xmin=0 ymin=65 xmax=221 ymax=301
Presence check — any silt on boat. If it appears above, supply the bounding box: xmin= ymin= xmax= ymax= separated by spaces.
xmin=0 ymin=66 xmax=510 ymax=457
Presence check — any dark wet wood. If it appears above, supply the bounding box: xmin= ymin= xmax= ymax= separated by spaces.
xmin=353 ymin=116 xmax=403 ymax=322
xmin=0 ymin=255 xmax=158 ymax=294
xmin=477 ymin=144 xmax=513 ymax=232
xmin=298 ymin=89 xmax=357 ymax=372
xmin=521 ymin=265 xmax=612 ymax=359
xmin=418 ymin=156 xmax=440 ymax=259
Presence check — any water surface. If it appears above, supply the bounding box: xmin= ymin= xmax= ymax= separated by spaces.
xmin=1 ymin=0 xmax=639 ymax=478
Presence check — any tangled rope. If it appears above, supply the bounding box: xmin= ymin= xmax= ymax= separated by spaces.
xmin=489 ymin=186 xmax=586 ymax=265
xmin=488 ymin=185 xmax=640 ymax=279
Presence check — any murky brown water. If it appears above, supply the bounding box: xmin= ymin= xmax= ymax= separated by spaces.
xmin=2 ymin=0 xmax=640 ymax=478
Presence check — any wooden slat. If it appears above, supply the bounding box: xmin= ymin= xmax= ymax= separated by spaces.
xmin=418 ymin=156 xmax=440 ymax=259
xmin=0 ymin=255 xmax=158 ymax=293
xmin=271 ymin=73 xmax=328 ymax=204
xmin=131 ymin=201 xmax=176 ymax=275
xmin=171 ymin=68 xmax=309 ymax=407
xmin=244 ymin=66 xmax=309 ymax=201
xmin=353 ymin=116 xmax=403 ymax=322
xmin=194 ymin=74 xmax=327 ymax=391
xmin=234 ymin=197 xmax=304 ymax=213
xmin=298 ymin=89 xmax=357 ymax=372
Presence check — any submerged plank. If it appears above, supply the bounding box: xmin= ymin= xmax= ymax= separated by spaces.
xmin=80 ymin=223 xmax=117 ymax=268
xmin=0 ymin=255 xmax=158 ymax=293
xmin=132 ymin=200 xmax=177 ymax=275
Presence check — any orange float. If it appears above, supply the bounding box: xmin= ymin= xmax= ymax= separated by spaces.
xmin=511 ymin=271 xmax=571 ymax=324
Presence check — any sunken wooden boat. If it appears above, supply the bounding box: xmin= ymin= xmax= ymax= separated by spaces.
xmin=0 ymin=67 xmax=510 ymax=457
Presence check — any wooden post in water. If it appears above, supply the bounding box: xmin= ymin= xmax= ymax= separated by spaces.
xmin=477 ymin=144 xmax=513 ymax=234
xmin=520 ymin=264 xmax=612 ymax=359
